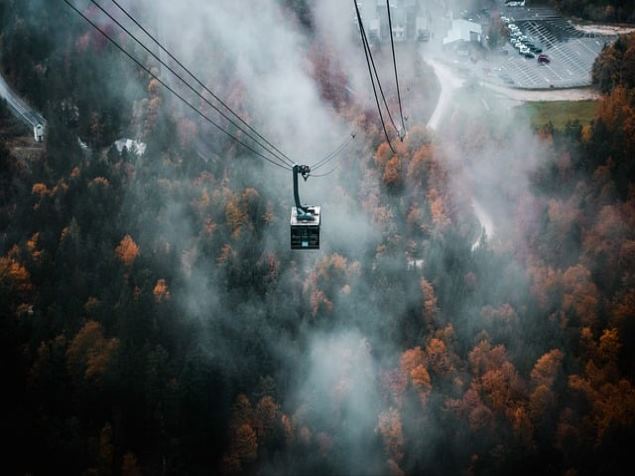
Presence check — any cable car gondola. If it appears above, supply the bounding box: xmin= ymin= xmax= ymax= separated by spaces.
xmin=290 ymin=165 xmax=320 ymax=250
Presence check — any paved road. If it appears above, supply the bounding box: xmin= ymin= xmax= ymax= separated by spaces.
xmin=426 ymin=59 xmax=464 ymax=131
xmin=425 ymin=57 xmax=496 ymax=247
xmin=0 ymin=72 xmax=46 ymax=132
xmin=425 ymin=52 xmax=605 ymax=250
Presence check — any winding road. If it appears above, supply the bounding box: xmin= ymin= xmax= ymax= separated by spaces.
xmin=425 ymin=56 xmax=496 ymax=248
xmin=424 ymin=52 xmax=607 ymax=249
xmin=426 ymin=59 xmax=464 ymax=131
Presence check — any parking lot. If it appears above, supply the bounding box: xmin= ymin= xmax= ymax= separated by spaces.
xmin=486 ymin=6 xmax=613 ymax=89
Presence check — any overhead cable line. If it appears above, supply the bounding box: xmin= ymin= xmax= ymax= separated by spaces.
xmin=110 ymin=0 xmax=358 ymax=170
xmin=93 ymin=0 xmax=353 ymax=171
xmin=310 ymin=132 xmax=356 ymax=171
xmin=309 ymin=164 xmax=341 ymax=178
xmin=62 ymin=0 xmax=291 ymax=170
xmin=106 ymin=0 xmax=296 ymax=168
xmin=385 ymin=0 xmax=406 ymax=138
xmin=352 ymin=0 xmax=395 ymax=152
xmin=360 ymin=23 xmax=399 ymax=137
xmin=88 ymin=0 xmax=295 ymax=168
xmin=354 ymin=2 xmax=400 ymax=136
xmin=311 ymin=134 xmax=354 ymax=171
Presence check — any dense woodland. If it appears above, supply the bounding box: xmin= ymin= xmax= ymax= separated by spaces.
xmin=547 ymin=0 xmax=635 ymax=23
xmin=593 ymin=33 xmax=635 ymax=92
xmin=1 ymin=1 xmax=635 ymax=475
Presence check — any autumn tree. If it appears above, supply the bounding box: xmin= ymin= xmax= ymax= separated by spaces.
xmin=96 ymin=423 xmax=115 ymax=475
xmin=406 ymin=143 xmax=434 ymax=186
xmin=254 ymin=396 xmax=280 ymax=441
xmin=305 ymin=254 xmax=360 ymax=317
xmin=121 ymin=452 xmax=142 ymax=476
xmin=400 ymin=347 xmax=432 ymax=405
xmin=375 ymin=142 xmax=393 ymax=169
xmin=377 ymin=408 xmax=405 ymax=466
xmin=529 ymin=349 xmax=564 ymax=422
xmin=420 ymin=278 xmax=438 ymax=328
xmin=425 ymin=337 xmax=455 ymax=378
xmin=115 ymin=235 xmax=140 ymax=266
xmin=153 ymin=279 xmax=170 ymax=302
xmin=569 ymin=329 xmax=635 ymax=442
xmin=562 ymin=265 xmax=599 ymax=326
xmin=383 ymin=155 xmax=402 ymax=189
xmin=0 ymin=255 xmax=32 ymax=296
xmin=66 ymin=321 xmax=119 ymax=382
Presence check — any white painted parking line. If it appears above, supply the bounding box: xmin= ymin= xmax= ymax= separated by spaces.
xmin=543 ymin=62 xmax=560 ymax=77
xmin=488 ymin=9 xmax=612 ymax=89
xmin=578 ymin=38 xmax=604 ymax=56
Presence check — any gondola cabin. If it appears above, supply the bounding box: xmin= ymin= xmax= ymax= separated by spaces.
xmin=290 ymin=206 xmax=320 ymax=250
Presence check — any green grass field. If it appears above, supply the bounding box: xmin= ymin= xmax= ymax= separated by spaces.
xmin=515 ymin=100 xmax=599 ymax=130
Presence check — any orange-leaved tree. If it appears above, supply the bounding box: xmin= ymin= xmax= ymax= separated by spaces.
xmin=115 ymin=235 xmax=140 ymax=267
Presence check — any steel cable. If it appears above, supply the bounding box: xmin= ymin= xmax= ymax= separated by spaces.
xmin=62 ymin=0 xmax=291 ymax=170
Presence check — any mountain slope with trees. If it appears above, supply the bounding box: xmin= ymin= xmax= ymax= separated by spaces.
xmin=1 ymin=2 xmax=635 ymax=476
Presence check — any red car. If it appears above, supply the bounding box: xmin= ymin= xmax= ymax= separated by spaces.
xmin=538 ymin=54 xmax=551 ymax=65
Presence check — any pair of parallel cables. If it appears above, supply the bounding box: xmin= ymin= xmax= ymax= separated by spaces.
xmin=62 ymin=0 xmax=355 ymax=173
xmin=353 ymin=0 xmax=407 ymax=152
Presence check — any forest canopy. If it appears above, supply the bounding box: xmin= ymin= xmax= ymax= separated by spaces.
xmin=548 ymin=0 xmax=635 ymax=22
xmin=1 ymin=1 xmax=635 ymax=475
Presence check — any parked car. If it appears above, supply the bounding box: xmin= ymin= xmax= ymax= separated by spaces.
xmin=523 ymin=51 xmax=535 ymax=58
xmin=538 ymin=53 xmax=551 ymax=64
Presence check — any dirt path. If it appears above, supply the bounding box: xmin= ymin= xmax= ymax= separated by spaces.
xmin=480 ymin=82 xmax=601 ymax=102
xmin=574 ymin=23 xmax=635 ymax=36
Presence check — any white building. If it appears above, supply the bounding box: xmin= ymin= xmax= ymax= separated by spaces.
xmin=442 ymin=19 xmax=482 ymax=45
xmin=416 ymin=16 xmax=431 ymax=41
xmin=355 ymin=0 xmax=435 ymax=42
xmin=114 ymin=138 xmax=147 ymax=156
